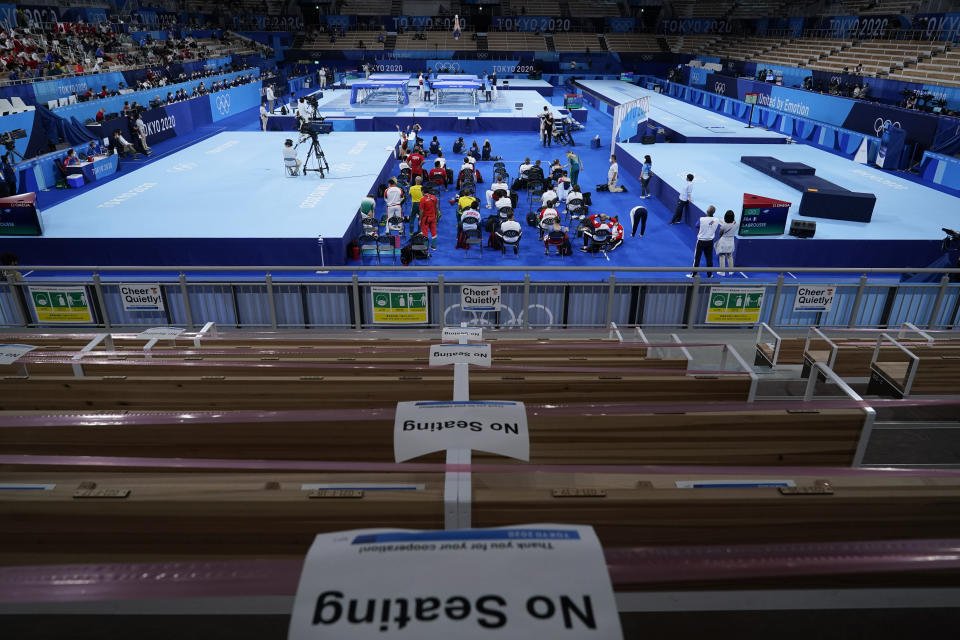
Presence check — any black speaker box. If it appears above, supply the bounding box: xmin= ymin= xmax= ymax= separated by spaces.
xmin=641 ymin=134 xmax=655 ymax=144
xmin=789 ymin=219 xmax=816 ymax=238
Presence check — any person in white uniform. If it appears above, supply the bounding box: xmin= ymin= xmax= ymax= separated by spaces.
xmin=688 ymin=205 xmax=720 ymax=278
xmin=715 ymin=210 xmax=738 ymax=275
xmin=486 ymin=177 xmax=509 ymax=209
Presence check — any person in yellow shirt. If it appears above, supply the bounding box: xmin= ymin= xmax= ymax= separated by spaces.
xmin=408 ymin=176 xmax=423 ymax=234
xmin=458 ymin=188 xmax=476 ymax=212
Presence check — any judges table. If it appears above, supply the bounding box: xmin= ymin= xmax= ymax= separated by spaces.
xmin=65 ymin=154 xmax=119 ymax=183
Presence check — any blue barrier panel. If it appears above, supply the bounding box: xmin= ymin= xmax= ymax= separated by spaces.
xmin=208 ymin=83 xmax=262 ymax=122
xmin=51 ymin=69 xmax=259 ymax=123
xmin=140 ymin=99 xmax=197 ymax=146
xmin=921 ymin=151 xmax=960 ymax=191
xmin=31 ymin=72 xmax=128 ymax=107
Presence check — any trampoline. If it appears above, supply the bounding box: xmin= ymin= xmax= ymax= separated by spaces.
xmin=349 ymin=79 xmax=410 ymax=105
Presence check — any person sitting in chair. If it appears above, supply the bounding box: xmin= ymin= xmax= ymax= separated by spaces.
xmin=428 ymin=136 xmax=441 ymax=155
xmin=497 ymin=211 xmax=523 ymax=255
xmin=581 ymin=213 xmax=612 ymax=252
xmin=429 ymin=160 xmax=448 ymax=187
xmin=282 ymin=139 xmax=301 ymax=176
xmin=109 ymin=129 xmax=138 ymax=159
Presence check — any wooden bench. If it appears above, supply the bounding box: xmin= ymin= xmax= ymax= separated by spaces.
xmin=868 ymin=334 xmax=960 ymax=397
xmin=4 ymin=470 xmax=959 ymax=564
xmin=804 ymin=328 xmax=960 ymax=379
xmin=0 ymin=372 xmax=754 ymax=411
xmin=754 ymin=323 xmax=806 ymax=367
xmin=0 ymin=406 xmax=868 ymax=468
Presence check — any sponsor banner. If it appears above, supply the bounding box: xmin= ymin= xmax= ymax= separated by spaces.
xmin=793 ymin=285 xmax=837 ymax=312
xmin=32 ymin=71 xmax=127 ymax=106
xmin=738 ymin=193 xmax=791 ymax=237
xmin=658 ymin=18 xmax=735 ymax=34
xmin=0 ymin=192 xmax=42 ymax=236
xmin=139 ymin=100 xmax=196 ymax=146
xmin=394 ymin=400 xmax=529 ymax=462
xmin=288 ymin=524 xmax=622 ymax=640
xmin=913 ymin=13 xmax=960 ymax=42
xmin=426 ymin=59 xmax=520 ymax=76
xmin=372 ymin=286 xmax=429 ymax=324
xmin=493 ymin=16 xmax=573 ymax=32
xmin=705 ymin=288 xmax=765 ymax=324
xmin=460 ymin=284 xmax=501 ymax=312
xmin=606 ymin=17 xmax=636 ymax=33
xmin=119 ymin=283 xmax=165 ymax=312
xmin=767 ymin=85 xmax=854 ymax=126
xmin=388 ymin=15 xmax=470 ymax=31
xmin=0 ymin=4 xmax=17 ymax=30
xmin=29 ymin=286 xmax=94 ymax=323
xmin=688 ymin=67 xmax=708 ymax=87
xmin=812 ymin=14 xmax=911 ymax=39
xmin=207 ymin=83 xmax=262 ymax=123
xmin=707 ymin=74 xmax=737 ymax=97
xmin=842 ymin=101 xmax=940 ymax=147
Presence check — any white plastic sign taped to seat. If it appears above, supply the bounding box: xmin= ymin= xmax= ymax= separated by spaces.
xmin=0 ymin=344 xmax=36 ymax=365
xmin=442 ymin=326 xmax=483 ymax=342
xmin=429 ymin=343 xmax=491 ymax=366
xmin=287 ymin=524 xmax=623 ymax=640
xmin=137 ymin=327 xmax=185 ymax=340
xmin=394 ymin=400 xmax=528 ymax=462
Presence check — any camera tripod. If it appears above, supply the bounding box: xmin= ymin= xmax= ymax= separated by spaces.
xmin=297 ymin=134 xmax=330 ymax=178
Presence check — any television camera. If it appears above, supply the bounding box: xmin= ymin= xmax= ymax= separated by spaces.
xmin=296 ymin=117 xmax=332 ymax=178
xmin=943 ymin=228 xmax=960 ymax=253
xmin=0 ymin=128 xmax=27 ymax=161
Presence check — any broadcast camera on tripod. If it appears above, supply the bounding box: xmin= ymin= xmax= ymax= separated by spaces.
xmin=296 ymin=119 xmax=331 ymax=178
xmin=1 ymin=128 xmax=28 ymax=162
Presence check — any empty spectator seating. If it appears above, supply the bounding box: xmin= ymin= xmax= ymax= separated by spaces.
xmin=568 ymin=0 xmax=621 ymax=18
xmin=890 ymin=49 xmax=960 ymax=88
xmin=668 ymin=34 xmax=722 ymax=55
xmin=552 ymin=33 xmax=604 ymax=52
xmin=502 ymin=0 xmax=561 ymax=15
xmin=603 ymin=33 xmax=662 ymax=53
xmin=4 ymin=470 xmax=960 ymax=563
xmin=340 ymin=0 xmax=393 ymax=15
xmin=302 ymin=30 xmax=386 ymax=50
xmin=487 ymin=32 xmax=547 ymax=51
xmin=810 ymin=40 xmax=942 ymax=77
xmin=868 ymin=336 xmax=960 ymax=397
xmin=395 ymin=31 xmax=477 ymax=51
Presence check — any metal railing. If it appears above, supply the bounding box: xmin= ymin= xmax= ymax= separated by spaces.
xmin=3 ymin=266 xmax=959 ymax=331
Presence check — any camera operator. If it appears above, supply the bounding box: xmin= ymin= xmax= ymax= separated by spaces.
xmin=0 ymin=153 xmax=17 ymax=198
xmin=282 ymin=138 xmax=301 ymax=175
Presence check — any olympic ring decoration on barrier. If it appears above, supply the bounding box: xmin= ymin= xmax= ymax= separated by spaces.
xmin=873 ymin=117 xmax=901 ymax=136
xmin=431 ymin=61 xmax=462 ymax=73
xmin=443 ymin=303 xmax=556 ymax=329
xmin=714 ymin=82 xmax=726 ymax=95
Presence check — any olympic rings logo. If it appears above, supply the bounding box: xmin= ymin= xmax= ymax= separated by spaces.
xmin=873 ymin=118 xmax=901 ymax=136
xmin=215 ymin=94 xmax=231 ymax=115
xmin=714 ymin=82 xmax=726 ymax=95
xmin=432 ymin=61 xmax=462 ymax=72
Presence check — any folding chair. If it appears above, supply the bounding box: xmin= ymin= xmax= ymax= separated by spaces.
xmin=586 ymin=227 xmax=611 ymax=257
xmin=497 ymin=205 xmax=513 ymax=224
xmin=499 ymin=228 xmax=521 ymax=258
xmin=284 ymin=156 xmax=300 ymax=177
xmin=463 ymin=227 xmax=483 ymax=259
xmin=527 ymin=179 xmax=545 ymax=213
xmin=429 ymin=172 xmax=446 ymax=193
xmin=409 ymin=234 xmax=430 ymax=261
xmin=539 ymin=214 xmax=558 ymax=240
xmin=566 ymin=197 xmax=585 ymax=225
xmin=377 ymin=235 xmax=398 ymax=264
xmin=544 ymin=230 xmax=566 ymax=259
xmin=386 ymin=214 xmax=406 ymax=238
xmin=358 ymin=234 xmax=380 ymax=263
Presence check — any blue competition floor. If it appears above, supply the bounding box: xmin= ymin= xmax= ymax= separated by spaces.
xmin=38 ymin=131 xmax=397 ymax=239
xmin=619 ymin=142 xmax=954 ymax=241
xmin=578 ymin=79 xmax=786 ymax=143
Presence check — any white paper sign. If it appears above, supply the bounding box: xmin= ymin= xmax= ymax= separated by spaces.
xmin=429 ymin=343 xmax=492 ymax=367
xmin=460 ymin=284 xmax=502 ymax=312
xmin=288 ymin=524 xmax=623 ymax=640
xmin=0 ymin=344 xmax=36 ymax=365
xmin=442 ymin=326 xmax=483 ymax=342
xmin=119 ymin=283 xmax=165 ymax=311
xmin=136 ymin=327 xmax=185 ymax=340
xmin=793 ymin=285 xmax=837 ymax=313
xmin=394 ymin=400 xmax=529 ymax=462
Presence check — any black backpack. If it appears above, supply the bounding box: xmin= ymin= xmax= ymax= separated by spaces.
xmin=400 ymin=245 xmax=413 ymax=265
xmin=526 ymin=212 xmax=539 ymax=227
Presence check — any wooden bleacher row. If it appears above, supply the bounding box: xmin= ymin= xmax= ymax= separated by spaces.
xmin=0 ymin=405 xmax=868 ymax=467
xmin=486 ymin=32 xmax=548 ymax=51
xmin=302 ymin=30 xmax=386 ymax=50
xmin=754 ymin=327 xmax=960 ymax=396
xmin=3 ymin=470 xmax=959 ymax=565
